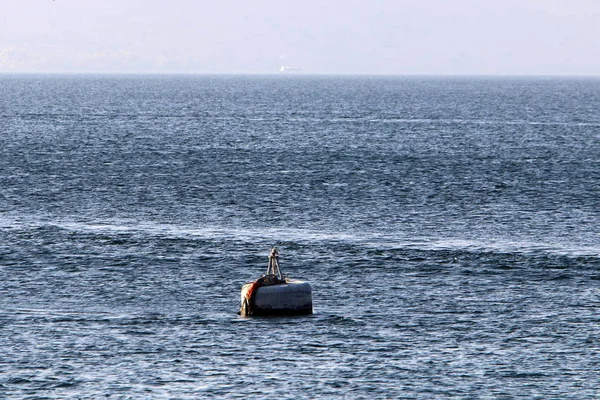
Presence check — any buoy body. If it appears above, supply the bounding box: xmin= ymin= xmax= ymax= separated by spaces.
xmin=240 ymin=279 xmax=313 ymax=316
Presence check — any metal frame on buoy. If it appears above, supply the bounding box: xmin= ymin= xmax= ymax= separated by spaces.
xmin=265 ymin=247 xmax=283 ymax=280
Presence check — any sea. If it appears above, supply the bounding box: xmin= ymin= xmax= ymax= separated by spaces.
xmin=1 ymin=75 xmax=599 ymax=399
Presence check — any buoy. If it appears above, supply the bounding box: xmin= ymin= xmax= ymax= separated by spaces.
xmin=240 ymin=248 xmax=313 ymax=316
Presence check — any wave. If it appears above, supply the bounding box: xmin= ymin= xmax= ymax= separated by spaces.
xmin=378 ymin=238 xmax=600 ymax=258
xmin=2 ymin=215 xmax=598 ymax=258
xmin=3 ymin=112 xmax=600 ymax=128
xmin=366 ymin=118 xmax=600 ymax=127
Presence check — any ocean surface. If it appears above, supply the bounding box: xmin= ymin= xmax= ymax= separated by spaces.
xmin=1 ymin=75 xmax=599 ymax=399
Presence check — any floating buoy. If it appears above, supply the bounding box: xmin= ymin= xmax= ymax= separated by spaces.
xmin=240 ymin=248 xmax=313 ymax=316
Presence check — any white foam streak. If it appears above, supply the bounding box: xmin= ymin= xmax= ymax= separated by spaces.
xmin=377 ymin=238 xmax=600 ymax=257
xmin=1 ymin=215 xmax=598 ymax=257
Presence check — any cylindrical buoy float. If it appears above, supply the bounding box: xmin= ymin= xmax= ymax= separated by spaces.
xmin=240 ymin=248 xmax=313 ymax=317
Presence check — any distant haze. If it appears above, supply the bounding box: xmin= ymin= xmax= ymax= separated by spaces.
xmin=1 ymin=0 xmax=599 ymax=75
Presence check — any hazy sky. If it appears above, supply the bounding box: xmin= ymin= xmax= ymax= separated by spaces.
xmin=1 ymin=0 xmax=599 ymax=74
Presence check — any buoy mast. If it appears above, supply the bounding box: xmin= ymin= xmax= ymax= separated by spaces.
xmin=266 ymin=247 xmax=283 ymax=280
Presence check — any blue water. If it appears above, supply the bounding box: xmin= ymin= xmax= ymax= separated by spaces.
xmin=1 ymin=75 xmax=599 ymax=399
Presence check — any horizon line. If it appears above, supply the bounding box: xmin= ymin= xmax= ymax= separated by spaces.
xmin=1 ymin=71 xmax=600 ymax=78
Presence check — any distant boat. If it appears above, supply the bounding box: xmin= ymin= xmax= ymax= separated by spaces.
xmin=278 ymin=66 xmax=302 ymax=73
